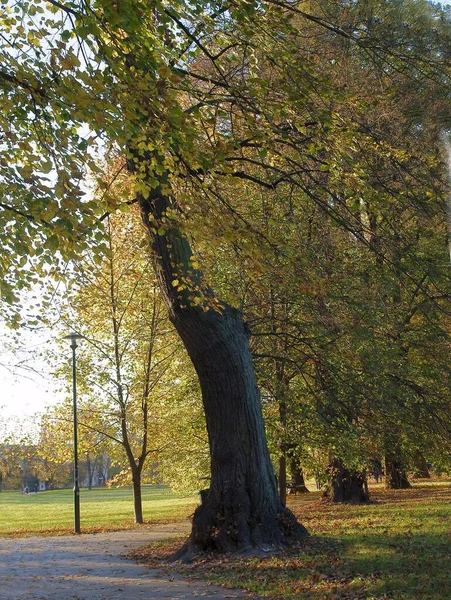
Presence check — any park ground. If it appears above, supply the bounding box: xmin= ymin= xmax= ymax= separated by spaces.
xmin=130 ymin=480 xmax=451 ymax=600
xmin=0 ymin=485 xmax=198 ymax=535
xmin=1 ymin=481 xmax=450 ymax=599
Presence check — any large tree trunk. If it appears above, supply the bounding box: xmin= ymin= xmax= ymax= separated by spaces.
xmin=138 ymin=189 xmax=307 ymax=557
xmin=385 ymin=454 xmax=411 ymax=489
xmin=175 ymin=305 xmax=305 ymax=555
xmin=413 ymin=453 xmax=430 ymax=479
xmin=290 ymin=461 xmax=309 ymax=494
xmin=324 ymin=459 xmax=369 ymax=503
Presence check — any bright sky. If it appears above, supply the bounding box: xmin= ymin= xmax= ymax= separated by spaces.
xmin=0 ymin=323 xmax=67 ymax=439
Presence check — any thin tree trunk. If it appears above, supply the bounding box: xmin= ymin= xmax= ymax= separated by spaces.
xmin=86 ymin=453 xmax=93 ymax=491
xmin=278 ymin=381 xmax=287 ymax=506
xmin=103 ymin=456 xmax=111 ymax=485
xmin=138 ymin=187 xmax=307 ymax=557
xmin=132 ymin=468 xmax=144 ymax=524
xmin=279 ymin=455 xmax=287 ymax=506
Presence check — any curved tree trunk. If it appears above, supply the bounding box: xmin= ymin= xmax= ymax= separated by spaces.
xmin=175 ymin=304 xmax=306 ymax=554
xmin=325 ymin=459 xmax=369 ymax=503
xmin=138 ymin=188 xmax=307 ymax=557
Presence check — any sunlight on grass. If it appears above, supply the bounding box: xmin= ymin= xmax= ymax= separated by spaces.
xmin=0 ymin=486 xmax=197 ymax=536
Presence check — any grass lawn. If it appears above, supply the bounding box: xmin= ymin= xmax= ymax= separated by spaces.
xmin=0 ymin=485 xmax=197 ymax=536
xmin=131 ymin=480 xmax=451 ymax=600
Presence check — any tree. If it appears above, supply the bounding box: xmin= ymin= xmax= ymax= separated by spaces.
xmin=2 ymin=0 xmax=451 ymax=549
xmin=0 ymin=443 xmax=21 ymax=490
xmin=50 ymin=211 xmax=196 ymax=523
xmin=1 ymin=0 xmax=309 ymax=553
xmin=38 ymin=402 xmax=109 ymax=489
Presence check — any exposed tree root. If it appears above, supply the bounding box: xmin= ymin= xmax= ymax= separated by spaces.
xmin=172 ymin=504 xmax=308 ymax=563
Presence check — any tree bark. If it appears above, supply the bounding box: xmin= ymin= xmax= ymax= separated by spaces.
xmin=413 ymin=453 xmax=430 ymax=479
xmin=290 ymin=461 xmax=309 ymax=494
xmin=138 ymin=188 xmax=307 ymax=557
xmin=325 ymin=459 xmax=369 ymax=503
xmin=132 ymin=468 xmax=144 ymax=524
xmin=175 ymin=305 xmax=306 ymax=554
xmin=86 ymin=453 xmax=93 ymax=491
xmin=279 ymin=455 xmax=287 ymax=506
xmin=385 ymin=454 xmax=411 ymax=489
xmin=278 ymin=384 xmax=287 ymax=506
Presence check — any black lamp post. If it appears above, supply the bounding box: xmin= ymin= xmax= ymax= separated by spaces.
xmin=64 ymin=332 xmax=84 ymax=534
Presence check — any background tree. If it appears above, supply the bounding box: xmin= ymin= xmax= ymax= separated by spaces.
xmin=48 ymin=210 xmax=202 ymax=523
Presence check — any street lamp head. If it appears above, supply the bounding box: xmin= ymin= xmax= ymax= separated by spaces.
xmin=64 ymin=332 xmax=84 ymax=348
xmin=64 ymin=332 xmax=84 ymax=340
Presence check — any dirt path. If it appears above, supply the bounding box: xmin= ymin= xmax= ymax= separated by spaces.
xmin=0 ymin=522 xmax=251 ymax=599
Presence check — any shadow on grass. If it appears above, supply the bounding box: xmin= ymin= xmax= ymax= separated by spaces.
xmin=132 ymin=530 xmax=451 ymax=599
xmin=317 ymin=530 xmax=451 ymax=599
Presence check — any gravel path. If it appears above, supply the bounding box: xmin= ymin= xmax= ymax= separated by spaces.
xmin=0 ymin=522 xmax=251 ymax=600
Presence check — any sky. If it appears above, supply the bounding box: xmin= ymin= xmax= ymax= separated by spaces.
xmin=0 ymin=323 xmax=67 ymax=439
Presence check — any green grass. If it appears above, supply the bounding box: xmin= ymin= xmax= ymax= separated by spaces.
xmin=132 ymin=480 xmax=451 ymax=600
xmin=0 ymin=485 xmax=197 ymax=536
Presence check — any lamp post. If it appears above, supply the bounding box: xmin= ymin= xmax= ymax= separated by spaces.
xmin=64 ymin=332 xmax=84 ymax=534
